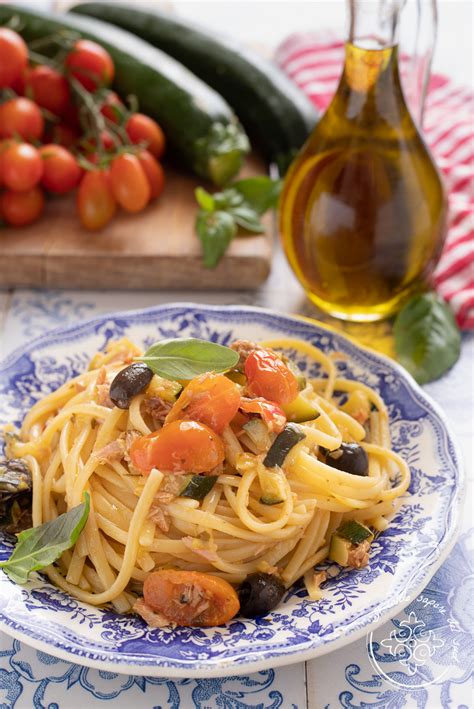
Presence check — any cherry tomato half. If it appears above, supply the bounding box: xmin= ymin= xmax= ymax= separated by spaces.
xmin=0 ymin=97 xmax=44 ymax=141
xmin=137 ymin=150 xmax=165 ymax=201
xmin=39 ymin=144 xmax=82 ymax=194
xmin=110 ymin=153 xmax=150 ymax=212
xmin=0 ymin=187 xmax=44 ymax=227
xmin=126 ymin=113 xmax=165 ymax=159
xmin=65 ymin=39 xmax=114 ymax=91
xmin=239 ymin=397 xmax=287 ymax=434
xmin=165 ymin=373 xmax=241 ymax=433
xmin=143 ymin=570 xmax=240 ymax=626
xmin=0 ymin=29 xmax=28 ymax=89
xmin=130 ymin=420 xmax=225 ymax=474
xmin=76 ymin=169 xmax=116 ymax=231
xmin=245 ymin=349 xmax=299 ymax=406
xmin=2 ymin=143 xmax=43 ymax=192
xmin=22 ymin=65 xmax=70 ymax=116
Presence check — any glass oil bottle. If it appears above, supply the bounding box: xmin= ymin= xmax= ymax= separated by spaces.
xmin=280 ymin=0 xmax=446 ymax=321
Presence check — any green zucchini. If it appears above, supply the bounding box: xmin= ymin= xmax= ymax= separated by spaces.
xmin=70 ymin=2 xmax=318 ymax=173
xmin=329 ymin=535 xmax=352 ymax=566
xmin=242 ymin=418 xmax=272 ymax=453
xmin=282 ymin=393 xmax=319 ymax=424
xmin=258 ymin=466 xmax=287 ymax=506
xmin=329 ymin=521 xmax=373 ymax=567
xmin=336 ymin=520 xmax=373 ymax=545
xmin=225 ymin=370 xmax=247 ymax=386
xmin=284 ymin=358 xmax=307 ymax=390
xmin=263 ymin=423 xmax=305 ymax=468
xmin=0 ymin=4 xmax=249 ymax=184
xmin=146 ymin=375 xmax=182 ymax=403
xmin=179 ymin=475 xmax=217 ymax=501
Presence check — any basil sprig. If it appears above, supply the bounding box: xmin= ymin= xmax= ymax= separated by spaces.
xmin=138 ymin=338 xmax=239 ymax=380
xmin=195 ymin=176 xmax=282 ymax=268
xmin=394 ymin=292 xmax=461 ymax=384
xmin=0 ymin=493 xmax=90 ymax=584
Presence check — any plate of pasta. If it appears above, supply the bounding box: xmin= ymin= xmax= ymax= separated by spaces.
xmin=0 ymin=304 xmax=463 ymax=677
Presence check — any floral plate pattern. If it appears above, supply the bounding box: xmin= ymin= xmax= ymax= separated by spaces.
xmin=0 ymin=304 xmax=464 ymax=678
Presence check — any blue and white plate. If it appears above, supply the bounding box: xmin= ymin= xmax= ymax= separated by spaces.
xmin=0 ymin=304 xmax=464 ymax=677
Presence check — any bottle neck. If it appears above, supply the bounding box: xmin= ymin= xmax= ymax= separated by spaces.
xmin=347 ymin=0 xmax=403 ymax=49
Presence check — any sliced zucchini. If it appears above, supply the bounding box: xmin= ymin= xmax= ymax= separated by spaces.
xmin=146 ymin=375 xmax=182 ymax=403
xmin=225 ymin=370 xmax=247 ymax=386
xmin=282 ymin=393 xmax=319 ymax=423
xmin=329 ymin=535 xmax=352 ymax=566
xmin=263 ymin=423 xmax=305 ymax=468
xmin=285 ymin=359 xmax=307 ymax=390
xmin=179 ymin=475 xmax=218 ymax=501
xmin=243 ymin=418 xmax=272 ymax=452
xmin=337 ymin=520 xmax=373 ymax=545
xmin=258 ymin=466 xmax=287 ymax=505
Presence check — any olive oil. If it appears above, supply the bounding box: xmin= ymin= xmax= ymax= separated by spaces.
xmin=280 ymin=43 xmax=446 ymax=321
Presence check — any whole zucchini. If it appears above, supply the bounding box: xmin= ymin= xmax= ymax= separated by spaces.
xmin=0 ymin=4 xmax=249 ymax=185
xmin=70 ymin=2 xmax=318 ymax=173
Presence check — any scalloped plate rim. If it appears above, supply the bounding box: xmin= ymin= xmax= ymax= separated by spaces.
xmin=0 ymin=302 xmax=465 ymax=678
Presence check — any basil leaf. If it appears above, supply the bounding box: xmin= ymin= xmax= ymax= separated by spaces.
xmin=195 ymin=187 xmax=215 ymax=212
xmin=194 ymin=177 xmax=281 ymax=267
xmin=0 ymin=493 xmax=90 ymax=584
xmin=394 ymin=293 xmax=461 ymax=384
xmin=213 ymin=188 xmax=244 ymax=210
xmin=228 ymin=204 xmax=265 ymax=233
xmin=196 ymin=210 xmax=237 ymax=268
xmin=139 ymin=338 xmax=239 ymax=379
xmin=232 ymin=176 xmax=282 ymax=214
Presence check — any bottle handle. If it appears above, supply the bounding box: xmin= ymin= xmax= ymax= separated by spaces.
xmin=406 ymin=0 xmax=438 ymax=128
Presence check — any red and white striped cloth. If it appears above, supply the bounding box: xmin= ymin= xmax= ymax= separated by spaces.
xmin=276 ymin=36 xmax=474 ymax=329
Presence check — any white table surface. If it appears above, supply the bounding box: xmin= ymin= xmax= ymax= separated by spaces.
xmin=1 ymin=1 xmax=473 ymax=707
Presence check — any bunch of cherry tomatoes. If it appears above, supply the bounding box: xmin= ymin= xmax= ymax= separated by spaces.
xmin=0 ymin=27 xmax=165 ymax=230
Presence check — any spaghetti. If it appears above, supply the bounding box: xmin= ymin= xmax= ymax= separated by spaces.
xmin=5 ymin=336 xmax=410 ymax=621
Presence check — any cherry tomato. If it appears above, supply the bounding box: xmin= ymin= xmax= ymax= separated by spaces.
xmin=46 ymin=122 xmax=79 ymax=149
xmin=0 ymin=97 xmax=44 ymax=141
xmin=9 ymin=68 xmax=26 ymax=95
xmin=239 ymin=397 xmax=287 ymax=433
xmin=130 ymin=420 xmax=225 ymax=474
xmin=22 ymin=65 xmax=70 ymax=116
xmin=39 ymin=144 xmax=81 ymax=194
xmin=166 ymin=373 xmax=241 ymax=433
xmin=0 ymin=187 xmax=44 ymax=227
xmin=137 ymin=150 xmax=165 ymax=201
xmin=82 ymin=130 xmax=116 ymax=153
xmin=142 ymin=570 xmax=240 ymax=627
xmin=2 ymin=142 xmax=43 ymax=192
xmin=100 ymin=91 xmax=124 ymax=124
xmin=0 ymin=139 xmax=14 ymax=187
xmin=110 ymin=153 xmax=150 ymax=212
xmin=0 ymin=29 xmax=28 ymax=89
xmin=65 ymin=39 xmax=114 ymax=91
xmin=77 ymin=169 xmax=116 ymax=231
xmin=82 ymin=151 xmax=99 ymax=166
xmin=61 ymin=102 xmax=82 ymax=132
xmin=101 ymin=131 xmax=116 ymax=151
xmin=126 ymin=113 xmax=165 ymax=159
xmin=245 ymin=349 xmax=299 ymax=406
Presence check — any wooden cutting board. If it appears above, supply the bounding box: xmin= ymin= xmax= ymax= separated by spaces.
xmin=0 ymin=157 xmax=272 ymax=290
